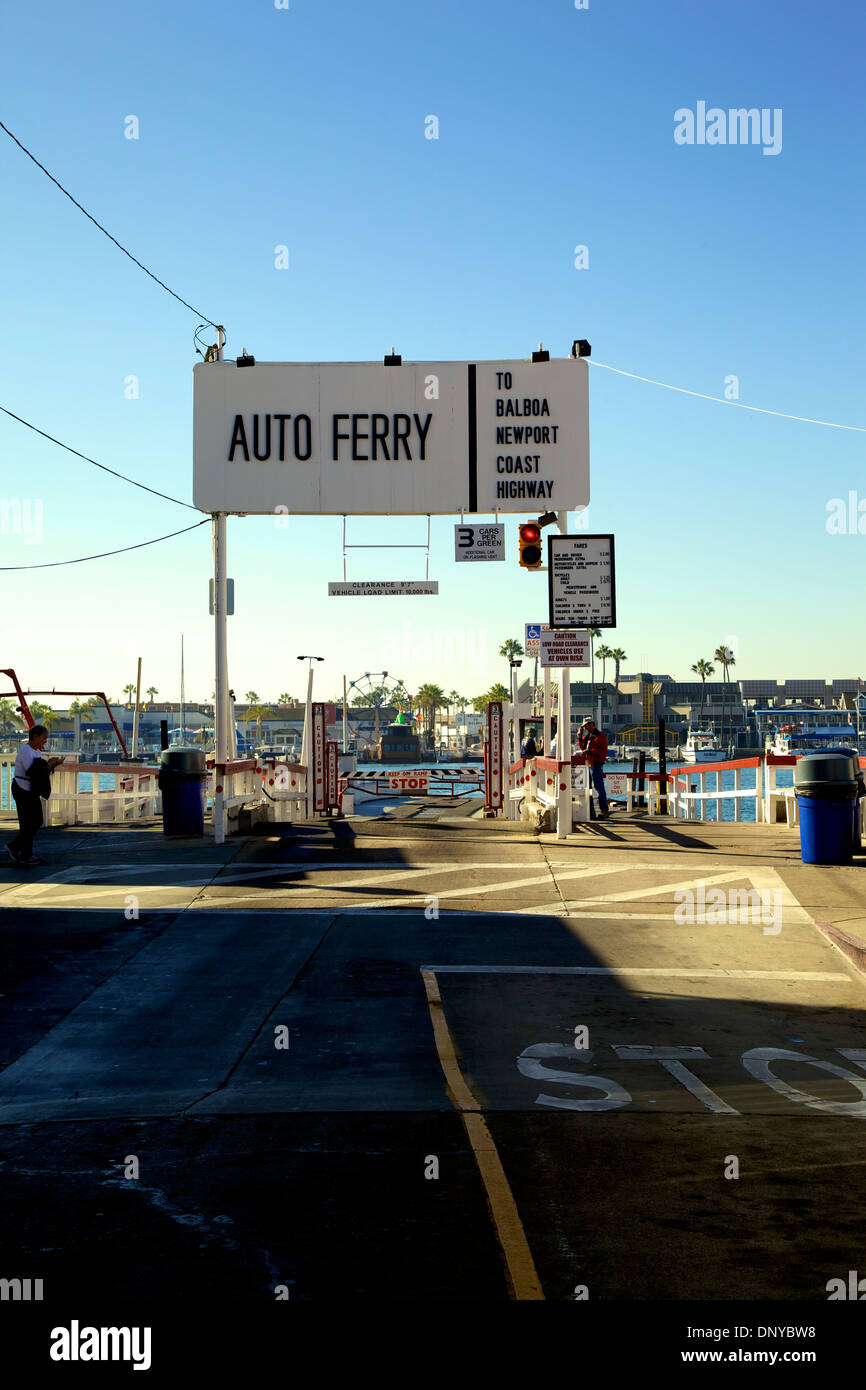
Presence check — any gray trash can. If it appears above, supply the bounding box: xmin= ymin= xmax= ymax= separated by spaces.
xmin=158 ymin=748 xmax=208 ymax=836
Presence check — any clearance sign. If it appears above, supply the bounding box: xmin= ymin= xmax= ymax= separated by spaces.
xmin=538 ymin=629 xmax=591 ymax=668
xmin=193 ymin=358 xmax=588 ymax=515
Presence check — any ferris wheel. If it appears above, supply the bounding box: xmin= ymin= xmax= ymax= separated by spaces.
xmin=345 ymin=672 xmax=414 ymax=743
xmin=346 ymin=672 xmax=412 ymax=713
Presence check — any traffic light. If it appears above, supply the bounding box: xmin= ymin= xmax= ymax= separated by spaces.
xmin=518 ymin=521 xmax=543 ymax=569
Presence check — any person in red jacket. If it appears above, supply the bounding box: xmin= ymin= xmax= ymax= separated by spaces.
xmin=576 ymin=718 xmax=610 ymax=816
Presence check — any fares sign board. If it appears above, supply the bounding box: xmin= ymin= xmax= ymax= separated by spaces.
xmin=548 ymin=534 xmax=616 ymax=629
xmin=193 ymin=359 xmax=588 ymax=515
xmin=539 ymin=629 xmax=591 ymax=668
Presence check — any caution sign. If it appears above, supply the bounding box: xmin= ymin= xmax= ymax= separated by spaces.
xmin=538 ymin=629 xmax=591 ymax=668
xmin=486 ymin=700 xmax=503 ymax=809
xmin=312 ymin=702 xmax=327 ymax=812
xmin=326 ymin=740 xmax=339 ymax=810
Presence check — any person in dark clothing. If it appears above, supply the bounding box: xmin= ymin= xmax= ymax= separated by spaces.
xmin=576 ymin=718 xmax=610 ymax=816
xmin=5 ymin=725 xmax=63 ymax=866
xmin=520 ymin=728 xmax=538 ymax=759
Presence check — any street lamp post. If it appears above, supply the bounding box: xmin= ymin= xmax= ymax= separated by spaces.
xmin=509 ymin=657 xmax=522 ymax=758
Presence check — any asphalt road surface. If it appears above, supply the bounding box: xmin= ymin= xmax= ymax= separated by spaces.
xmin=1 ymin=810 xmax=866 ymax=1307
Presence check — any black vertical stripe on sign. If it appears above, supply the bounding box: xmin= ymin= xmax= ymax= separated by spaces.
xmin=467 ymin=364 xmax=477 ymax=512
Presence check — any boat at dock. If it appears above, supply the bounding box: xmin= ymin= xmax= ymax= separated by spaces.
xmin=680 ymin=729 xmax=728 ymax=764
xmin=766 ymin=723 xmax=859 ymax=756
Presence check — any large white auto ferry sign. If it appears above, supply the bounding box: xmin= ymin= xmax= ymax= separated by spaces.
xmin=193 ymin=358 xmax=589 ymax=514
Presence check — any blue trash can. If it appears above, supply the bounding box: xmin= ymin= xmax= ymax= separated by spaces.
xmin=794 ymin=752 xmax=857 ymax=866
xmin=158 ymin=748 xmax=207 ymax=836
xmin=821 ymin=748 xmax=864 ymax=854
xmin=795 ymin=796 xmax=854 ymax=865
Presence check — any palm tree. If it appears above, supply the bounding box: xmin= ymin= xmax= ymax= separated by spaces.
xmin=609 ymin=648 xmax=627 ymax=737
xmin=446 ymin=689 xmax=461 ymax=747
xmin=595 ymin=643 xmax=613 ymax=724
xmin=0 ymin=698 xmax=24 ymax=736
xmin=587 ymin=627 xmax=602 ymax=723
xmin=122 ymin=683 xmax=136 ymax=708
xmin=414 ymin=683 xmax=448 ymax=740
xmin=714 ymin=645 xmax=736 ymax=748
xmin=243 ymin=701 xmax=268 ymax=748
xmin=499 ymin=637 xmax=524 ymax=689
xmin=690 ymin=659 xmax=714 ymax=726
xmin=146 ymin=685 xmax=158 ymax=708
xmin=29 ymin=702 xmax=58 ymax=742
xmin=472 ymin=684 xmax=511 ymax=712
xmin=278 ymin=691 xmax=293 ymax=706
xmin=245 ymin=690 xmax=260 ymax=705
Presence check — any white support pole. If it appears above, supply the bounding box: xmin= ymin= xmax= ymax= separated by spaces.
xmin=211 ymin=327 xmax=230 ymax=844
xmin=554 ymin=509 xmax=572 ymax=837
xmin=131 ymin=656 xmax=142 ymax=758
xmin=511 ymin=662 xmax=519 ymax=760
xmin=755 ymin=759 xmax=764 ymax=823
xmin=343 ymin=673 xmax=348 ymax=753
xmin=543 ymin=666 xmax=552 ymax=757
xmin=213 ymin=515 xmax=229 ymax=767
xmin=212 ymin=511 xmax=229 ymax=845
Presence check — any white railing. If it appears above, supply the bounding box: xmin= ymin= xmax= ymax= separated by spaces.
xmin=257 ymin=759 xmax=308 ymax=825
xmin=667 ymin=757 xmax=767 ymax=823
xmin=0 ymin=755 xmax=160 ymax=826
xmin=506 ymin=757 xmax=573 ymax=838
xmin=211 ymin=759 xmax=308 ymax=844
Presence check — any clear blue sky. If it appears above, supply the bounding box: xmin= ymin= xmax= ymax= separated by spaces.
xmin=1 ymin=0 xmax=863 ymax=706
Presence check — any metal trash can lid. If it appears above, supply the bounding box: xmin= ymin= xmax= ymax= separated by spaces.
xmin=159 ymin=748 xmax=207 ymax=774
xmin=794 ymin=752 xmax=860 ymax=787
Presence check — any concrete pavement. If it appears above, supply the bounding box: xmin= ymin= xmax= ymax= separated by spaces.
xmin=1 ymin=810 xmax=866 ymax=1300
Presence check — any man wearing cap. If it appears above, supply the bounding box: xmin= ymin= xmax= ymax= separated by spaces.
xmin=576 ymin=718 xmax=610 ymax=817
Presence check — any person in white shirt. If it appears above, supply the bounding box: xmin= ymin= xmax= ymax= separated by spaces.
xmin=5 ymin=725 xmax=63 ymax=866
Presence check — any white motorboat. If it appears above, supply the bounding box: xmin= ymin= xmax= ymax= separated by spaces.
xmin=680 ymin=730 xmax=726 ymax=763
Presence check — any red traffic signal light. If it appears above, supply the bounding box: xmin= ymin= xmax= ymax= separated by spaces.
xmin=518 ymin=522 xmax=543 ymax=569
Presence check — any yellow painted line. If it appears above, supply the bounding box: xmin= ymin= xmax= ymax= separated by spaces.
xmin=421 ymin=968 xmax=543 ymax=1301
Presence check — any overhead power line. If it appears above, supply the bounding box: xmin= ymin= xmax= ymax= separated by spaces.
xmin=0 ymin=406 xmax=198 ymax=510
xmin=0 ymin=519 xmax=209 ymax=570
xmin=0 ymin=119 xmax=220 ymax=328
xmin=589 ymin=360 xmax=865 ymax=432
